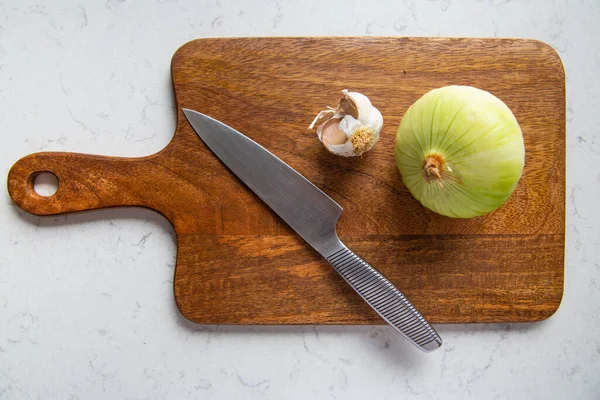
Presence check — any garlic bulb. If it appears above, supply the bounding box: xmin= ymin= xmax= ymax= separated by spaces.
xmin=309 ymin=89 xmax=383 ymax=157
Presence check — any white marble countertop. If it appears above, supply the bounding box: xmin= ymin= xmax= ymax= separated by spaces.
xmin=1 ymin=0 xmax=599 ymax=398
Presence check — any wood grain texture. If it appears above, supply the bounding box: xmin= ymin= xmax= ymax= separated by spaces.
xmin=7 ymin=37 xmax=566 ymax=324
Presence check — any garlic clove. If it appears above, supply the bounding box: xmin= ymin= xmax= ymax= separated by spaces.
xmin=340 ymin=89 xmax=372 ymax=120
xmin=321 ymin=118 xmax=348 ymax=146
xmin=318 ymin=118 xmax=356 ymax=156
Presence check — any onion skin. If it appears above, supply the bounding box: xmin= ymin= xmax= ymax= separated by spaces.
xmin=395 ymin=86 xmax=525 ymax=218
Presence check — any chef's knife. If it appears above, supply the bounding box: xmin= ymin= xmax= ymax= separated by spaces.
xmin=183 ymin=108 xmax=442 ymax=352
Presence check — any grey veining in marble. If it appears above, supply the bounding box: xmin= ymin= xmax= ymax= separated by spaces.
xmin=1 ymin=0 xmax=599 ymax=398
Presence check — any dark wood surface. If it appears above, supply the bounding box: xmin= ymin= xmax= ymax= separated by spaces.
xmin=7 ymin=37 xmax=566 ymax=324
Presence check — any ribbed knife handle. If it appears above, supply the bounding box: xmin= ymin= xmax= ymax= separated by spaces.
xmin=328 ymin=246 xmax=442 ymax=352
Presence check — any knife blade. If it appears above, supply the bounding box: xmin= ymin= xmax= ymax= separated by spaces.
xmin=183 ymin=108 xmax=442 ymax=352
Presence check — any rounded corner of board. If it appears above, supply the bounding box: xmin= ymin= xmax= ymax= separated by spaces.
xmin=527 ymin=39 xmax=566 ymax=80
xmin=170 ymin=38 xmax=205 ymax=67
xmin=533 ymin=294 xmax=565 ymax=323
xmin=172 ymin=296 xmax=201 ymax=324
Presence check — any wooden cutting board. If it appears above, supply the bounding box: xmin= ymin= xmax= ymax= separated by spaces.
xmin=7 ymin=37 xmax=565 ymax=324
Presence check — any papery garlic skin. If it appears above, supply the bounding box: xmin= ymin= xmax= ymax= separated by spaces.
xmin=362 ymin=106 xmax=383 ymax=134
xmin=309 ymin=90 xmax=383 ymax=157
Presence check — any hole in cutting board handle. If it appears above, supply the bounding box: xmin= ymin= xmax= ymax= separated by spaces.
xmin=31 ymin=171 xmax=59 ymax=197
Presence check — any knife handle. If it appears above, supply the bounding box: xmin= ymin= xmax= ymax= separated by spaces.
xmin=328 ymin=246 xmax=442 ymax=352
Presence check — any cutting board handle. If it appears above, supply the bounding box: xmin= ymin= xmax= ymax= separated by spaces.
xmin=7 ymin=152 xmax=163 ymax=216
